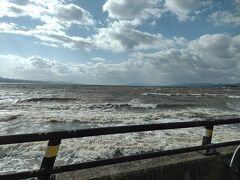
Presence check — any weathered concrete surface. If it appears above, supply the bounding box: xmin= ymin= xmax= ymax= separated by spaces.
xmin=58 ymin=146 xmax=237 ymax=180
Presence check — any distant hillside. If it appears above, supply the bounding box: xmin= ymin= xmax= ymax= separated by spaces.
xmin=224 ymin=83 xmax=240 ymax=88
xmin=0 ymin=77 xmax=50 ymax=84
xmin=126 ymin=82 xmax=152 ymax=86
xmin=169 ymin=83 xmax=240 ymax=88
xmin=170 ymin=83 xmax=225 ymax=88
xmin=1 ymin=77 xmax=239 ymax=87
xmin=127 ymin=82 xmax=240 ymax=88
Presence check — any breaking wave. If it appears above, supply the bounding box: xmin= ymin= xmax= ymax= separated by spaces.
xmin=142 ymin=93 xmax=240 ymax=99
xmin=87 ymin=99 xmax=198 ymax=111
xmin=19 ymin=97 xmax=80 ymax=103
xmin=228 ymin=95 xmax=240 ymax=99
xmin=143 ymin=92 xmax=227 ymax=97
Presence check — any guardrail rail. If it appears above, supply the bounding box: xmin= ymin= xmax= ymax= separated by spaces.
xmin=0 ymin=118 xmax=240 ymax=179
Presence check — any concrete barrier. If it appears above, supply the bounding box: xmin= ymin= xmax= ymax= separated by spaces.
xmin=58 ymin=146 xmax=237 ymax=180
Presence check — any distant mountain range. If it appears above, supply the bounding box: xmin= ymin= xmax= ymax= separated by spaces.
xmin=127 ymin=82 xmax=240 ymax=88
xmin=0 ymin=77 xmax=239 ymax=87
xmin=0 ymin=77 xmax=51 ymax=84
xmin=170 ymin=83 xmax=240 ymax=88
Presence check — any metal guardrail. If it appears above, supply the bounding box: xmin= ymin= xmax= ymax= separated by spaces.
xmin=0 ymin=118 xmax=240 ymax=179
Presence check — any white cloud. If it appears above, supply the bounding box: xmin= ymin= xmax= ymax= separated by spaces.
xmin=164 ymin=0 xmax=211 ymax=21
xmin=1 ymin=17 xmax=185 ymax=52
xmin=0 ymin=0 xmax=95 ymax=31
xmin=0 ymin=54 xmax=71 ymax=80
xmin=103 ymin=0 xmax=215 ymax=23
xmin=28 ymin=55 xmax=71 ymax=76
xmin=103 ymin=0 xmax=217 ymax=23
xmin=103 ymin=0 xmax=164 ymax=23
xmin=54 ymin=3 xmax=94 ymax=26
xmin=90 ymin=57 xmax=106 ymax=62
xmin=93 ymin=20 xmax=185 ymax=52
xmin=187 ymin=34 xmax=240 ymax=72
xmin=0 ymin=0 xmax=225 ymax=53
xmin=129 ymin=34 xmax=240 ymax=84
xmin=234 ymin=0 xmax=240 ymax=5
xmin=31 ymin=31 xmax=94 ymax=50
xmin=0 ymin=26 xmax=95 ymax=51
xmin=0 ymin=0 xmax=97 ymax=50
xmin=0 ymin=22 xmax=18 ymax=31
xmin=1 ymin=34 xmax=239 ymax=85
xmin=209 ymin=11 xmax=240 ymax=27
xmin=189 ymin=34 xmax=232 ymax=57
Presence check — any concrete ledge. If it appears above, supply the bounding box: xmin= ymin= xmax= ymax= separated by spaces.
xmin=58 ymin=146 xmax=237 ymax=180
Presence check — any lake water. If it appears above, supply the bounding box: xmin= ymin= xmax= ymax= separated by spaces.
xmin=0 ymin=84 xmax=240 ymax=173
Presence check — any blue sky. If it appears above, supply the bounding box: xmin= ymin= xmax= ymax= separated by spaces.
xmin=0 ymin=0 xmax=239 ymax=85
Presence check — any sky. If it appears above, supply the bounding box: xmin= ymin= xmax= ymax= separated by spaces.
xmin=0 ymin=0 xmax=239 ymax=85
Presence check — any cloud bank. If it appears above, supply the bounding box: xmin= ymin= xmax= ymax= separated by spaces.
xmin=1 ymin=34 xmax=239 ymax=85
xmin=0 ymin=0 xmax=217 ymax=52
xmin=0 ymin=0 xmax=239 ymax=85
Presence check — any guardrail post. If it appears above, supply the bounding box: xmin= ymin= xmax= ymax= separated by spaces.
xmin=201 ymin=124 xmax=216 ymax=155
xmin=38 ymin=139 xmax=61 ymax=180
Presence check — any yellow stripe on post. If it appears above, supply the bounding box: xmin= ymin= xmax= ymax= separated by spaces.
xmin=205 ymin=129 xmax=213 ymax=137
xmin=40 ymin=139 xmax=61 ymax=180
xmin=45 ymin=145 xmax=60 ymax=158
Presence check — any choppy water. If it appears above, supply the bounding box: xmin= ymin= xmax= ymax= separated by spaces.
xmin=0 ymin=84 xmax=240 ymax=174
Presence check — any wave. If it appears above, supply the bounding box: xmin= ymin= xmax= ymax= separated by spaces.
xmin=142 ymin=92 xmax=227 ymax=97
xmin=88 ymin=103 xmax=155 ymax=110
xmin=155 ymin=103 xmax=197 ymax=109
xmin=0 ymin=111 xmax=21 ymax=122
xmin=0 ymin=114 xmax=20 ymax=121
xmin=19 ymin=97 xmax=80 ymax=103
xmin=142 ymin=92 xmax=194 ymax=96
xmin=88 ymin=102 xmax=198 ymax=111
xmin=228 ymin=95 xmax=240 ymax=99
xmin=143 ymin=93 xmax=240 ymax=99
xmin=143 ymin=93 xmax=172 ymax=96
xmin=227 ymin=99 xmax=240 ymax=111
xmin=0 ymin=99 xmax=18 ymax=108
